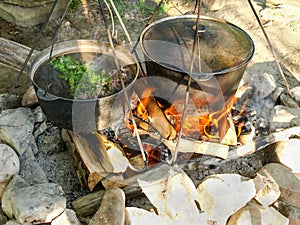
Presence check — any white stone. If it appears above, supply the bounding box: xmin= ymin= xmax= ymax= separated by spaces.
xmin=227 ymin=202 xmax=289 ymax=225
xmin=196 ymin=174 xmax=256 ymax=225
xmin=4 ymin=220 xmax=31 ymax=225
xmin=268 ymin=139 xmax=300 ymax=173
xmin=258 ymin=163 xmax=300 ymax=209
xmin=0 ymin=107 xmax=34 ymax=155
xmin=10 ymin=183 xmax=66 ymax=224
xmin=2 ymin=177 xmax=66 ymax=224
xmin=32 ymin=106 xmax=46 ymax=124
xmin=0 ymin=144 xmax=19 ymax=199
xmin=125 ymin=207 xmax=165 ymax=225
xmin=253 ymin=173 xmax=281 ymax=207
xmin=271 ymin=106 xmax=300 ymax=129
xmin=135 ymin=165 xmax=206 ymax=224
xmin=51 ymin=209 xmax=81 ymax=225
xmin=21 ymin=86 xmax=38 ymax=107
xmin=1 ymin=175 xmax=30 ymax=219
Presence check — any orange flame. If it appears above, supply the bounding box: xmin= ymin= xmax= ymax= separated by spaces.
xmin=129 ymin=89 xmax=239 ymax=141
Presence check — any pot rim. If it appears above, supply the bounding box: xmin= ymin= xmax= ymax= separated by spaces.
xmin=29 ymin=39 xmax=139 ymax=102
xmin=140 ymin=15 xmax=255 ymax=76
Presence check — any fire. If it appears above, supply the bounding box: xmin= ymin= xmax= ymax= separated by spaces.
xmin=127 ymin=89 xmax=239 ymax=141
xmin=163 ymin=96 xmax=238 ymax=140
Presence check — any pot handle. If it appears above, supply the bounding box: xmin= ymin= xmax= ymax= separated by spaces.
xmin=191 ymin=72 xmax=213 ymax=81
xmin=36 ymin=88 xmax=59 ymax=101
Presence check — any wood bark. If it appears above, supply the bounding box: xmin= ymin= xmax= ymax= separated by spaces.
xmin=61 ymin=130 xmax=114 ymax=191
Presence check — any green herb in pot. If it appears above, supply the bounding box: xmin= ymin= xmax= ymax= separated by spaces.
xmin=50 ymin=55 xmax=125 ymax=99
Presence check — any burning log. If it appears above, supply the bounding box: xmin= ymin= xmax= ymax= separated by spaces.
xmin=145 ymin=95 xmax=177 ymax=140
xmin=134 ymin=79 xmax=177 ymax=140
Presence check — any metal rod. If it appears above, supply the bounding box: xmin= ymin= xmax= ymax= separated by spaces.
xmin=98 ymin=0 xmax=148 ymax=167
xmin=248 ymin=0 xmax=292 ymax=97
xmin=171 ymin=0 xmax=203 ymax=166
xmin=45 ymin=0 xmax=74 ymax=96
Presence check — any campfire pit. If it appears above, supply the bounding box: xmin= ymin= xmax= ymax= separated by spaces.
xmin=56 ymin=15 xmax=258 ymax=190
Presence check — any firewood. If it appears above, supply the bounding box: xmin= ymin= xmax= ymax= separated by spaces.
xmin=162 ymin=134 xmax=230 ymax=159
xmin=174 ymin=138 xmax=229 ymax=159
xmin=72 ymin=190 xmax=105 ymax=217
xmin=0 ymin=37 xmax=37 ymax=71
xmin=64 ymin=131 xmax=114 ymax=191
xmin=219 ymin=113 xmax=237 ymax=146
xmin=134 ymin=79 xmax=177 ymax=140
xmin=72 ymin=178 xmax=142 ymax=217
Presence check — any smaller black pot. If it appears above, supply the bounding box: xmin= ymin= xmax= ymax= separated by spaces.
xmin=30 ymin=40 xmax=139 ymax=132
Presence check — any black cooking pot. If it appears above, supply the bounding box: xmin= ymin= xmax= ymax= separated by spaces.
xmin=29 ymin=40 xmax=139 ymax=132
xmin=140 ymin=15 xmax=254 ymax=114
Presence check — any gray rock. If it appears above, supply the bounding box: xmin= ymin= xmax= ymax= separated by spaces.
xmin=0 ymin=107 xmax=34 ymax=155
xmin=1 ymin=175 xmax=30 ymax=219
xmin=36 ymin=125 xmax=65 ymax=155
xmin=32 ymin=106 xmax=46 ymax=124
xmin=19 ymin=146 xmax=48 ymax=185
xmin=251 ymin=73 xmax=276 ymax=99
xmin=0 ymin=144 xmax=20 ymax=199
xmin=0 ymin=0 xmax=68 ymax=27
xmin=0 ymin=94 xmax=20 ymax=110
xmin=28 ymin=135 xmax=39 ymax=155
xmin=3 ymin=182 xmax=66 ymax=224
xmin=278 ymin=200 xmax=300 ymax=225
